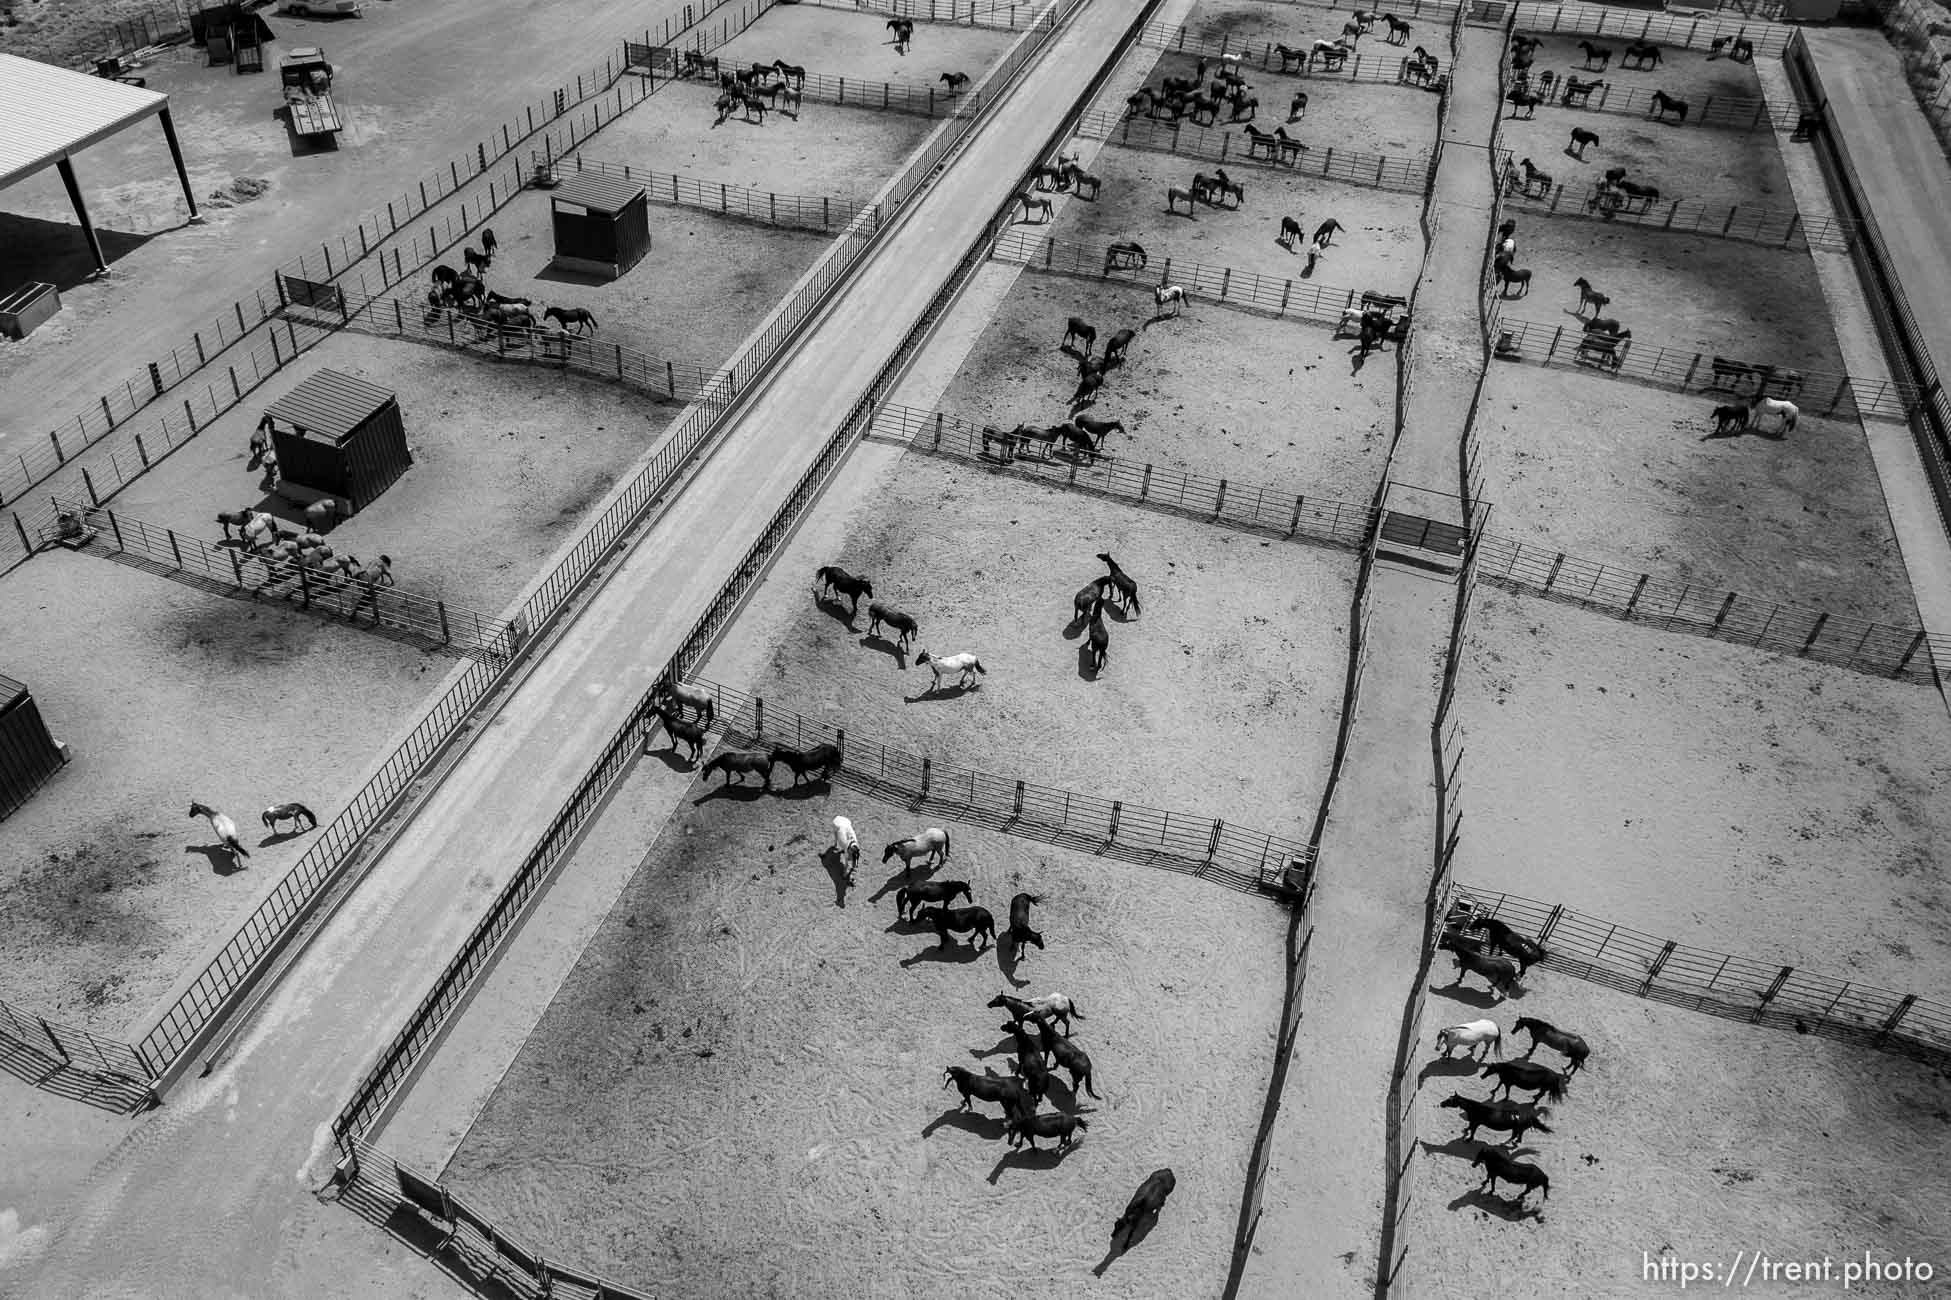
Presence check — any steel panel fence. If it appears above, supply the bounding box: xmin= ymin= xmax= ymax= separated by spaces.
xmin=1498 ymin=169 xmax=1854 ymax=251
xmin=1135 ymin=21 xmax=1451 ymax=87
xmin=564 ymin=155 xmax=871 ymax=231
xmin=1510 ymin=2 xmax=1795 ymax=56
xmin=1075 ymin=109 xmax=1432 ymax=192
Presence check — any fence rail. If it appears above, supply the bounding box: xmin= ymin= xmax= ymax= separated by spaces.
xmin=1135 ymin=21 xmax=1446 ymax=87
xmin=797 ymin=0 xmax=1055 ymax=30
xmin=0 ymin=995 xmax=152 ymax=1098
xmin=1511 ymin=78 xmax=1791 ymax=132
xmin=564 ymin=155 xmax=870 ymax=231
xmin=1511 ymin=1 xmax=1795 ymax=56
xmin=1499 ymin=169 xmax=1853 ymax=251
xmin=1447 ymin=883 xmax=1951 ymax=1062
xmin=1487 ymin=315 xmax=1919 ymax=422
xmin=1475 ymin=531 xmax=1946 ymax=685
xmin=1077 ymin=109 xmax=1432 ymax=192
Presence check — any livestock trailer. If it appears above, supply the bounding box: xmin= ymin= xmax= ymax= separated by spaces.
xmin=548 ymin=174 xmax=650 ymax=281
xmin=263 ymin=370 xmax=411 ymax=514
xmin=0 ymin=674 xmax=68 ymax=821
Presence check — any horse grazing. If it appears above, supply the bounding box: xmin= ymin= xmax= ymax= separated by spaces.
xmin=1154 ymin=284 xmax=1187 ymax=317
xmin=938 ymin=71 xmax=969 ymax=93
xmin=1747 ymin=393 xmax=1799 ymax=436
xmin=1100 ymin=331 xmax=1136 ymax=369
xmin=1005 ymin=892 xmax=1044 ymax=959
xmin=883 ymin=827 xmax=951 ymax=868
xmin=188 ymin=802 xmax=250 ymax=861
xmin=1621 ymin=40 xmax=1662 ymax=69
xmin=915 ymin=649 xmax=985 ymax=691
xmin=650 ymin=703 xmax=707 ymax=763
xmin=1104 ymin=241 xmax=1147 ymax=271
xmin=1383 ymin=13 xmax=1411 ymax=43
xmin=770 ymin=743 xmax=841 ymax=786
xmin=1112 ymin=1169 xmax=1176 ymax=1252
xmin=1578 ymin=39 xmax=1611 ymax=70
xmin=1439 ymin=1094 xmax=1554 ymax=1145
xmin=827 ymin=815 xmax=860 ymax=879
xmin=1277 ymin=215 xmax=1305 ymax=250
xmin=866 ymin=601 xmax=919 ymax=649
xmin=1649 ymin=90 xmax=1687 ymax=123
xmin=1472 ymin=1146 xmax=1550 ymax=1205
xmin=1005 ymin=1110 xmax=1087 ymax=1151
xmin=1063 ymin=316 xmax=1097 ymax=355
xmin=1451 ymin=946 xmax=1520 ymax=998
xmin=543 ymin=305 xmax=598 ymax=335
xmin=1710 ymin=403 xmax=1750 ymax=435
xmin=898 ymin=879 xmax=971 ymax=920
xmin=1070 ymin=371 xmax=1105 ymax=410
xmin=1435 ymin=1019 xmax=1503 ymax=1060
xmin=654 ymin=678 xmax=717 ymax=725
xmin=703 ymin=750 xmax=773 ymax=787
xmin=814 ymin=564 xmax=874 ymax=616
xmin=1095 ymin=552 xmax=1142 ymax=615
xmin=1513 ymin=1016 xmax=1590 ymax=1075
xmin=1481 ymin=1059 xmax=1568 ymax=1103
xmin=920 ymin=904 xmax=995 ymax=951
xmin=1086 ymin=610 xmax=1109 ymax=676
xmin=1312 ymin=217 xmax=1342 ymax=247
xmin=1073 ymin=580 xmax=1105 ymax=624
xmin=1470 ymin=916 xmax=1549 ymax=973
xmin=943 ymin=1065 xmax=1030 ymax=1115
xmin=261 ymin=802 xmax=318 ymax=833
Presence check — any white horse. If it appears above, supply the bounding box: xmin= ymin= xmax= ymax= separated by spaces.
xmin=1748 ymin=395 xmax=1799 ymax=435
xmin=1154 ymin=283 xmax=1187 ymax=316
xmin=883 ymin=827 xmax=951 ymax=868
xmin=915 ymin=649 xmax=985 ymax=690
xmin=1435 ymin=1019 xmax=1503 ymax=1060
xmin=188 ymin=802 xmax=250 ymax=861
xmin=1026 ymin=992 xmax=1086 ymax=1036
xmin=832 ymin=815 xmax=860 ymax=881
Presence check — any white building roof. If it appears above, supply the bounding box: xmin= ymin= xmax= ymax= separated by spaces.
xmin=0 ymin=53 xmax=169 ymax=191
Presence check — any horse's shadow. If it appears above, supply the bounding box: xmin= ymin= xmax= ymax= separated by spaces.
xmin=1140 ymin=310 xmax=1177 ymax=330
xmin=1062 ymin=612 xmax=1090 ymax=641
xmin=901 ymin=941 xmax=987 ymax=968
xmin=256 ymin=829 xmax=310 ymax=849
xmin=969 ymin=1032 xmax=1017 ymax=1062
xmin=1702 ymin=424 xmax=1785 ymax=443
xmin=997 ymin=943 xmax=1031 ymax=988
xmin=644 ymin=745 xmax=699 ymax=772
xmin=987 ymin=1144 xmax=1069 ymax=1183
xmin=1076 ymin=642 xmax=1101 ymax=681
xmin=859 ymin=632 xmax=909 ymax=668
xmin=1421 ymin=1135 xmax=1543 ymax=1162
xmin=814 ymin=595 xmax=860 ymax=630
xmin=1350 ymin=344 xmax=1373 ymax=375
xmin=186 ymin=844 xmax=247 ymax=877
xmin=818 ymin=847 xmax=853 ymax=908
xmin=1435 ymin=981 xmax=1522 ymax=1009
xmin=692 ymin=780 xmax=770 ymax=807
xmin=906 ymin=682 xmax=974 ymax=704
xmin=768 ymin=780 xmax=826 ymax=803
xmin=1417 ymin=1056 xmax=1487 ymax=1085
xmin=1447 ymin=1186 xmax=1545 ymax=1222
xmin=923 ymin=1108 xmax=1005 ymax=1141
xmin=1094 ymin=1212 xmax=1160 ymax=1274
xmin=867 ymin=862 xmax=937 ymax=905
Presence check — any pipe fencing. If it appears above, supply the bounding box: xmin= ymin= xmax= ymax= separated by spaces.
xmin=797 ymin=0 xmax=1056 ymax=29
xmin=564 ymin=155 xmax=871 ymax=232
xmin=1510 ymin=1 xmax=1796 ymax=56
xmin=1135 ymin=22 xmax=1450 ymax=88
xmin=1076 ymin=108 xmax=1432 ymax=192
xmin=1498 ymin=168 xmax=1854 ymax=252
xmin=1508 ymin=78 xmax=1794 ymax=133
xmin=0 ymin=995 xmax=153 ymax=1106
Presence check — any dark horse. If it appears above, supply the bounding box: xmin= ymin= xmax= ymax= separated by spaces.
xmin=814 ymin=565 xmax=874 ymax=616
xmin=652 ymin=703 xmax=708 ymax=763
xmin=1096 ymin=552 xmax=1142 ymax=615
xmin=768 ymin=742 xmax=841 ymax=785
xmin=1005 ymin=892 xmax=1044 ymax=959
xmin=920 ymin=904 xmax=995 ymax=951
xmin=544 ymin=305 xmax=599 ymax=335
xmin=1113 ymin=1169 xmax=1177 ymax=1251
xmin=1439 ymin=1094 xmax=1554 ymax=1145
xmin=942 ymin=1064 xmax=1032 ymax=1116
xmin=897 ymin=879 xmax=971 ymax=920
xmin=1481 ymin=1059 xmax=1568 ymax=1102
xmin=866 ymin=601 xmax=919 ymax=649
xmin=1470 ymin=916 xmax=1549 ymax=973
xmin=1448 ymin=944 xmax=1520 ymax=999
xmin=702 ymin=750 xmax=772 ymax=788
xmin=1472 ymin=1146 xmax=1550 ymax=1205
xmin=1513 ymin=1016 xmax=1591 ymax=1075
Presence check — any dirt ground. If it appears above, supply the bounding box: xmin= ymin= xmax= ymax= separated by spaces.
xmin=1053 ymin=139 xmax=1428 ymax=300
xmin=1401 ymin=973 xmax=1951 ymax=1299
xmin=1452 ymin=588 xmax=1951 ymax=991
xmin=1186 ymin=0 xmax=1444 ymax=67
xmin=1134 ymin=48 xmax=1441 ymax=162
xmin=711 ymin=4 xmax=1024 ymax=92
xmin=440 ymin=785 xmax=1290 ymax=1299
xmin=745 ymin=453 xmax=1350 ymax=838
xmin=1470 ymin=363 xmax=1916 ymax=624
xmin=937 ymin=273 xmax=1394 ymax=499
xmin=0 ymin=550 xmax=441 ymax=1030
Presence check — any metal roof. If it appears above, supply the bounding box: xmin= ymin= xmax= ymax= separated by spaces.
xmin=0 ymin=54 xmax=169 ymax=193
xmin=266 ymin=370 xmax=397 ymax=441
xmin=0 ymin=673 xmax=25 ymax=707
xmin=551 ymin=173 xmax=646 ymax=216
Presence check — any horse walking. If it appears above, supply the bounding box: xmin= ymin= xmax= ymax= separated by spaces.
xmin=189 ymin=802 xmax=250 ymax=862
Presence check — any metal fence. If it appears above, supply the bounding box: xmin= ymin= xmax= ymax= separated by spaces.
xmin=798 ymin=0 xmax=1055 ymax=30
xmin=1076 ymin=109 xmax=1433 ymax=192
xmin=1486 ymin=315 xmax=1919 ymax=423
xmin=1510 ymin=1 xmax=1795 ymax=56
xmin=45 ymin=503 xmax=510 ymax=660
xmin=1498 ymin=169 xmax=1854 ymax=252
xmin=0 ymin=995 xmax=153 ymax=1102
xmin=1510 ymin=78 xmax=1794 ymax=133
xmin=1474 ymin=531 xmax=1946 ymax=686
xmin=991 ymin=230 xmax=1392 ymax=327
xmin=1135 ymin=21 xmax=1447 ymax=88
xmin=1444 ymin=882 xmax=1951 ymax=1064
xmin=84 ymin=0 xmax=192 ymax=63
xmin=564 ymin=155 xmax=870 ymax=232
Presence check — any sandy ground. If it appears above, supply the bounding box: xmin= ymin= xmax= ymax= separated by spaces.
xmin=0 ymin=551 xmax=440 ymax=1029
xmin=1185 ymin=0 xmax=1442 ymax=66
xmin=439 ymin=786 xmax=1290 ymax=1299
xmin=711 ymin=4 xmax=1025 ymax=92
xmin=1470 ymin=363 xmax=1919 ymax=626
xmin=1140 ymin=48 xmax=1444 ymax=161
xmin=1399 ymin=973 xmax=1951 ymax=1298
xmin=1452 ymin=587 xmax=1951 ymax=993
xmin=936 ymin=272 xmax=1394 ymax=498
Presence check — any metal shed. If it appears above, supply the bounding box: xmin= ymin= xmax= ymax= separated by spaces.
xmin=549 ymin=174 xmax=650 ymax=281
xmin=0 ymin=673 xmax=67 ymax=821
xmin=263 ymin=370 xmax=411 ymax=514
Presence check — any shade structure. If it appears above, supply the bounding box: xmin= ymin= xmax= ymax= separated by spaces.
xmin=264 ymin=369 xmax=412 ymax=513
xmin=549 ymin=174 xmax=650 ymax=281
xmin=0 ymin=673 xmax=67 ymax=822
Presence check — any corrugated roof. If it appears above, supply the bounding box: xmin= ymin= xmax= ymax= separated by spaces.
xmin=266 ymin=370 xmax=397 ymax=440
xmin=552 ymin=172 xmax=646 ymax=216
xmin=0 ymin=672 xmax=25 ymax=706
xmin=0 ymin=54 xmax=169 ymax=192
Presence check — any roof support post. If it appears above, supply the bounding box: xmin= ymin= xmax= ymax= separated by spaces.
xmin=56 ymin=157 xmax=109 ymax=277
xmin=158 ymin=107 xmax=202 ymax=223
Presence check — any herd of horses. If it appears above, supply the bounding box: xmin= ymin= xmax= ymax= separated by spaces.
xmin=424 ymin=240 xmax=598 ymax=349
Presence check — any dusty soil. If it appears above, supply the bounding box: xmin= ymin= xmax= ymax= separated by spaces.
xmin=441 ymin=784 xmax=1290 ymax=1299
xmin=711 ymin=3 xmax=1024 ymax=89
xmin=1400 ymin=972 xmax=1951 ymax=1298
xmin=1138 ymin=50 xmax=1442 ymax=161
xmin=1470 ymin=360 xmax=1917 ymax=625
xmin=1453 ymin=588 xmax=1951 ymax=990
xmin=745 ymin=453 xmax=1350 ymax=838
xmin=1186 ymin=0 xmax=1442 ymax=65
xmin=0 ymin=550 xmax=440 ymax=1030
xmin=937 ymin=272 xmax=1394 ymax=499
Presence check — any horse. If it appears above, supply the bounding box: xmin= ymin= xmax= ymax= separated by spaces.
xmin=1059 ymin=424 xmax=1101 ymax=464
xmin=1211 ymin=170 xmax=1244 ymax=207
xmin=712 ymin=90 xmax=739 ymax=124
xmin=771 ymin=58 xmax=805 ymax=86
xmin=1013 ymin=423 xmax=1062 ymax=459
xmin=1154 ymin=284 xmax=1186 ymax=317
xmin=1085 ymin=611 xmax=1109 ymax=675
xmin=1615 ymin=178 xmax=1659 ymax=209
xmin=1070 ymin=372 xmax=1105 ymax=410
xmin=1104 ymin=241 xmax=1147 ymax=271
xmin=1472 ymin=1146 xmax=1550 ymax=1206
xmin=1288 ymin=89 xmax=1309 ymax=121
xmin=1005 ymin=1110 xmax=1087 ymax=1151
xmin=1439 ymin=1094 xmax=1554 ymax=1145
xmin=1576 ymin=332 xmax=1625 ymax=370
xmin=650 ymin=703 xmax=707 ymax=763
xmin=883 ymin=827 xmax=951 ymax=869
xmin=939 ymin=71 xmax=969 ymax=93
xmin=1495 ymin=260 xmax=1533 ymax=297
xmin=1047 ymin=1034 xmax=1099 ymax=1099
xmin=215 ymin=508 xmax=259 ymax=542
xmin=1273 ymin=42 xmax=1308 ymax=70
xmin=1567 ymin=126 xmax=1600 ymax=158
xmin=1277 ymin=216 xmax=1305 ymax=250
xmin=898 ymin=879 xmax=971 ymax=920
xmin=919 ymin=904 xmax=994 ymax=950
xmin=1099 ymin=331 xmax=1136 ymax=370
xmin=1561 ymin=73 xmax=1601 ymax=106
xmin=1649 ymin=90 xmax=1687 ymax=123
xmin=1507 ymin=87 xmax=1542 ymax=119
xmin=1512 ymin=1016 xmax=1590 ymax=1075
xmin=1383 ymin=13 xmax=1410 ymax=43
xmin=1481 ymin=1059 xmax=1568 ymax=1103
xmin=915 ymin=649 xmax=985 ymax=691
xmin=1166 ymin=185 xmax=1198 ymax=216
xmin=1747 ymin=394 xmax=1799 ymax=436
xmin=1242 ymin=124 xmax=1280 ymax=161
xmin=1063 ymin=316 xmax=1097 ymax=355
xmin=1005 ymin=892 xmax=1044 ymax=960
xmin=703 ymin=750 xmax=773 ymax=787
xmin=1435 ymin=1019 xmax=1503 ymax=1060
xmin=770 ymin=743 xmax=841 ymax=786
xmin=1112 ymin=1170 xmax=1176 ymax=1252
xmin=1621 ymin=40 xmax=1662 ymax=69
xmin=303 ymin=498 xmax=340 ymax=535
xmin=1516 ymin=156 xmax=1553 ymax=195
xmin=1470 ymin=917 xmax=1549 ymax=973
xmin=1451 ymin=946 xmax=1520 ymax=998
xmin=1582 ymin=317 xmax=1626 ymax=338
xmin=1732 ymin=36 xmax=1754 ymax=62
xmin=866 ymin=601 xmax=918 ymax=649
xmin=1073 ymin=413 xmax=1125 ymax=445
xmin=814 ymin=564 xmax=874 ymax=616
xmin=1016 ymin=191 xmax=1053 ymax=222
xmin=1341 ymin=17 xmax=1364 ymax=43
xmin=1275 ymin=127 xmax=1308 ymax=162
xmin=462 ymin=245 xmax=491 ymax=275
xmin=543 ymin=306 xmax=598 ymax=335
xmin=943 ymin=1065 xmax=1030 ymax=1115
xmin=1019 ymin=991 xmax=1083 ymax=1035
xmin=1711 ymin=403 xmax=1750 ymax=435
xmin=740 ymin=92 xmax=768 ymax=123
xmin=188 ymin=802 xmax=250 ymax=861
xmin=1311 ymin=38 xmax=1351 ymax=69
xmin=654 ymin=678 xmax=717 ymax=725
xmin=1063 ymin=164 xmax=1102 ymax=199
xmin=1578 ymin=39 xmax=1611 ymax=70
xmin=886 ymin=16 xmax=913 ymax=51
xmin=261 ymin=802 xmax=318 ymax=833
xmin=1227 ymin=93 xmax=1258 ymax=123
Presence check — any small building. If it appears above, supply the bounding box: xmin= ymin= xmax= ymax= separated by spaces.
xmin=0 ymin=673 xmax=68 ymax=821
xmin=549 ymin=174 xmax=650 ymax=281
xmin=263 ymin=370 xmax=411 ymax=515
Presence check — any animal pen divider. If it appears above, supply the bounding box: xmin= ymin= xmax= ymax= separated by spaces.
xmin=1134 ymin=22 xmax=1440 ymax=88
xmin=565 ymin=154 xmax=873 ymax=233
xmin=1497 ymin=173 xmax=1852 ymax=252
xmin=1509 ymin=1 xmax=1796 ymax=56
xmin=1076 ymin=110 xmax=1432 ymax=193
xmin=797 ymin=0 xmax=1056 ymax=30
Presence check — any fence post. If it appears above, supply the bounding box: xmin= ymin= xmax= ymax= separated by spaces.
xmin=1011 ymin=779 xmax=1025 ymax=822
xmin=1622 ymin=571 xmax=1649 ymax=618
xmin=1752 ymin=966 xmax=1792 ymax=1021
xmin=437 ymin=601 xmax=451 ymax=643
xmin=1637 ymin=940 xmax=1677 ymax=994
xmin=918 ymin=756 xmax=931 ymax=803
xmin=1798 ymin=610 xmax=1829 ymax=657
xmin=1893 ymin=629 xmax=1927 ymax=678
xmin=1107 ymin=801 xmax=1122 ymax=841
xmin=167 ymin=528 xmax=183 ymax=569
xmin=1545 ymin=324 xmax=1562 ymax=363
xmin=1204 ymin=819 xmax=1223 ymax=863
xmin=1710 ymin=591 xmax=1738 ymax=630
xmin=1139 ymin=464 xmax=1152 ymax=500
xmin=101 ymin=395 xmax=115 ymax=429
xmin=1534 ymin=903 xmax=1566 ymax=945
xmin=754 ymin=697 xmax=763 ymax=737
xmin=1287 ymin=494 xmax=1306 ymax=537
xmin=933 ymin=411 xmax=944 ymax=449
xmin=1873 ymin=994 xmax=1917 ymax=1045
xmin=1213 ymin=479 xmax=1228 ymax=518
xmin=1542 ymin=552 xmax=1565 ymax=593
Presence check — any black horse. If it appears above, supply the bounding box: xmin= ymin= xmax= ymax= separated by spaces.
xmin=1472 ymin=1145 xmax=1550 ymax=1205
xmin=1470 ymin=916 xmax=1549 ymax=973
xmin=896 ymin=879 xmax=971 ymax=920
xmin=1096 ymin=552 xmax=1142 ymax=615
xmin=1005 ymin=892 xmax=1044 ymax=959
xmin=1113 ymin=1169 xmax=1176 ymax=1251
xmin=920 ymin=904 xmax=995 ymax=951
xmin=1086 ymin=611 xmax=1110 ymax=676
xmin=1481 ymin=1059 xmax=1568 ymax=1102
xmin=652 ymin=703 xmax=707 ymax=763
xmin=867 ymin=601 xmax=919 ymax=649
xmin=701 ymin=750 xmax=772 ymax=787
xmin=942 ymin=1065 xmax=1030 ymax=1115
xmin=814 ymin=565 xmax=874 ymax=616
xmin=1439 ymin=1094 xmax=1554 ymax=1145
xmin=1047 ymin=1033 xmax=1100 ymax=1099
xmin=768 ymin=742 xmax=840 ymax=786
xmin=1450 ymin=945 xmax=1520 ymax=998
xmin=1005 ymin=1110 xmax=1087 ymax=1151
xmin=1513 ymin=1016 xmax=1591 ymax=1075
